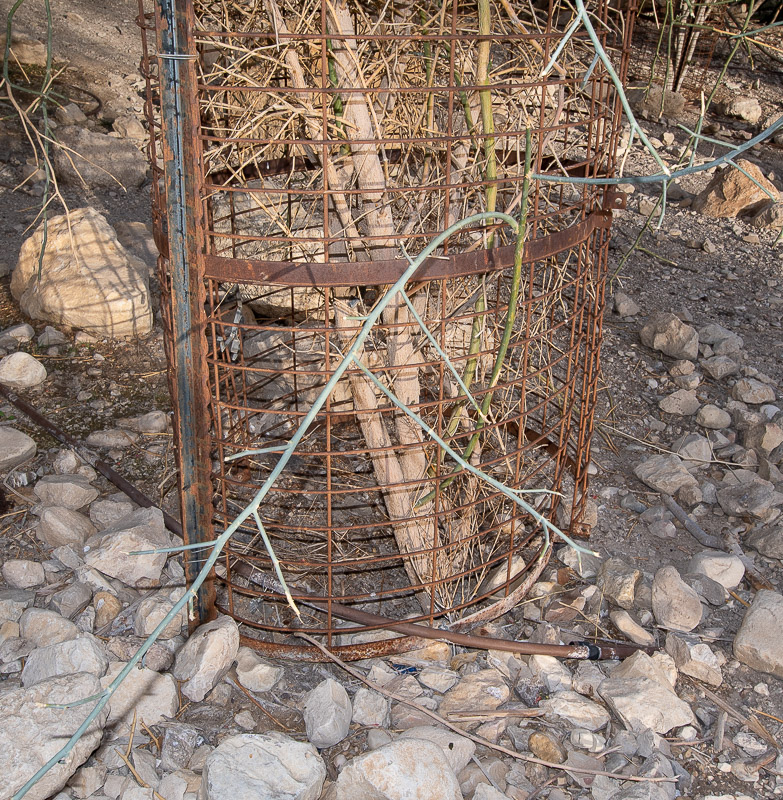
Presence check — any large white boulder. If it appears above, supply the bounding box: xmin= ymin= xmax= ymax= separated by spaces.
xmin=11 ymin=207 xmax=152 ymax=338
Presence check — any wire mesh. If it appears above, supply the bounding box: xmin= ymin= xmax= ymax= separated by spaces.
xmin=139 ymin=0 xmax=634 ymax=659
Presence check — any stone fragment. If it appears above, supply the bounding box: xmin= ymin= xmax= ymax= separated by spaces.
xmin=159 ymin=726 xmax=200 ymax=772
xmin=597 ymin=558 xmax=641 ymax=610
xmin=89 ymin=498 xmax=135 ymax=530
xmin=558 ymin=546 xmax=602 ymax=579
xmin=0 ymin=32 xmax=48 ymax=65
xmin=235 ymin=647 xmax=283 ymax=693
xmin=570 ymin=729 xmax=606 ymax=753
xmin=687 ymin=550 xmax=744 ymax=590
xmin=627 ymin=86 xmax=686 ymax=120
xmin=351 ymin=687 xmax=389 ymax=728
xmin=665 ymin=633 xmax=722 ymax=687
xmin=112 ymin=115 xmax=147 ymax=140
xmin=472 ymin=785 xmax=507 ymax=800
xmin=634 ymin=454 xmax=698 ymax=495
xmin=399 ymin=726 xmax=475 ymax=774
xmin=614 ymin=292 xmax=641 ymax=317
xmin=53 ymin=127 xmax=148 ymax=188
xmin=133 ymin=586 xmax=186 ymax=639
xmin=303 ymin=678 xmax=352 ymax=748
xmin=34 ymin=474 xmax=99 ymax=510
xmin=38 ymin=326 xmax=68 ymax=347
xmin=699 ymin=323 xmax=743 ymax=354
xmin=0 ymin=352 xmax=47 ymax=389
xmin=105 ymin=636 xmax=174 ymax=672
xmin=0 ymin=426 xmax=37 ymax=470
xmin=612 ymin=650 xmax=675 ymax=690
xmin=334 ymin=740 xmax=461 ymax=800
xmin=682 ymin=573 xmax=727 ymax=606
xmin=2 ymin=558 xmax=45 ymax=589
xmin=528 ymin=654 xmax=572 ymax=693
xmin=741 ymin=420 xmax=783 ymax=456
xmin=692 ymin=159 xmax=779 ymax=218
xmin=599 ymin=676 xmax=694 ymax=734
xmin=734 ymin=590 xmax=783 ymax=678
xmin=19 ymin=608 xmax=79 ymax=647
xmin=732 ymin=378 xmax=776 ymax=405
xmin=172 ymin=615 xmax=240 ymax=702
xmin=540 ymin=690 xmax=610 ymax=731
xmin=68 ymin=764 xmax=107 ymax=798
xmin=438 ymin=668 xmax=509 ymax=717
xmin=528 ymin=731 xmax=566 ymax=763
xmin=418 ymin=667 xmax=460 ymax=693
xmin=652 ymin=566 xmax=703 ymax=632
xmin=83 ymin=507 xmax=170 ymax=587
xmin=659 ymin=389 xmax=700 ymax=416
xmin=49 ymin=581 xmax=93 ymax=618
xmin=37 ymin=506 xmax=97 ymax=548
xmin=696 ymin=404 xmax=732 ymax=429
xmin=716 ymin=477 xmax=783 ymax=518
xmin=11 ymin=208 xmax=152 ymax=338
xmin=200 ymin=733 xmax=325 ymax=800
xmin=640 ymin=313 xmax=698 ymax=360
xmin=722 ymin=97 xmax=762 ymax=124
xmin=85 ymin=428 xmax=139 ymax=449
xmin=93 ymin=592 xmax=123 ymax=630
xmin=746 ymin=524 xmax=783 ymax=559
xmin=751 ymin=200 xmax=783 ymax=230
xmin=100 ymin=661 xmax=178 ymax=734
xmin=21 ymin=634 xmax=109 ymax=687
xmin=0 ymin=673 xmax=108 ymax=800
xmin=610 ymin=610 xmax=655 ymax=647
xmin=672 ymin=433 xmax=712 ymax=470
xmin=702 ymin=357 xmax=740 ymax=381
xmin=117 ymin=410 xmax=169 ymax=434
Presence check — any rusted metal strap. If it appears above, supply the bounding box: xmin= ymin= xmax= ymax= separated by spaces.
xmin=202 ymin=209 xmax=611 ymax=286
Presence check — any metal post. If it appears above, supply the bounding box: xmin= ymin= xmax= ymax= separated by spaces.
xmin=155 ymin=0 xmax=216 ymax=629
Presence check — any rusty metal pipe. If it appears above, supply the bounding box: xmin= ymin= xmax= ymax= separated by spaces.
xmin=236 ymin=564 xmax=654 ymax=660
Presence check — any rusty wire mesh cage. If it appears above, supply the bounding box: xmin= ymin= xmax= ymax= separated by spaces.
xmin=139 ymin=0 xmax=634 ymax=659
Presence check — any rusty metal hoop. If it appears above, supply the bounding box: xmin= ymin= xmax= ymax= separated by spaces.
xmin=139 ymin=0 xmax=634 ymax=660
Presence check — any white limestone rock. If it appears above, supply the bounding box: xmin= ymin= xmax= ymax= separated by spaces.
xmin=540 ymin=690 xmax=611 ymax=731
xmin=304 ymin=678 xmax=352 ymax=749
xmin=0 ymin=673 xmax=109 ymax=800
xmin=333 ymin=740 xmax=461 ymax=800
xmin=235 ymin=647 xmax=283 ymax=693
xmin=83 ymin=507 xmax=170 ymax=588
xmin=652 ymin=566 xmax=703 ymax=632
xmin=21 ymin=634 xmax=109 ymax=687
xmin=2 ymin=558 xmax=45 ymax=589
xmin=19 ymin=608 xmax=79 ymax=647
xmin=132 ymin=586 xmax=187 ymax=639
xmin=0 ymin=352 xmax=47 ymax=389
xmin=687 ymin=550 xmax=745 ymax=590
xmin=665 ymin=633 xmax=723 ymax=687
xmin=734 ymin=589 xmax=783 ymax=679
xmin=599 ymin=676 xmax=694 ymax=734
xmin=11 ymin=208 xmax=152 ymax=338
xmin=351 ymin=687 xmax=390 ymax=729
xmin=34 ymin=475 xmax=99 ymax=510
xmin=100 ymin=661 xmax=179 ymax=734
xmin=198 ymin=733 xmax=325 ymax=800
xmin=172 ymin=615 xmax=240 ymax=702
xmin=37 ymin=506 xmax=97 ymax=548
xmin=0 ymin=426 xmax=37 ymax=470
xmin=399 ymin=726 xmax=476 ymax=774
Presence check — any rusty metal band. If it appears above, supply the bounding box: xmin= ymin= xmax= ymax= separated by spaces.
xmin=201 ymin=209 xmax=611 ymax=287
